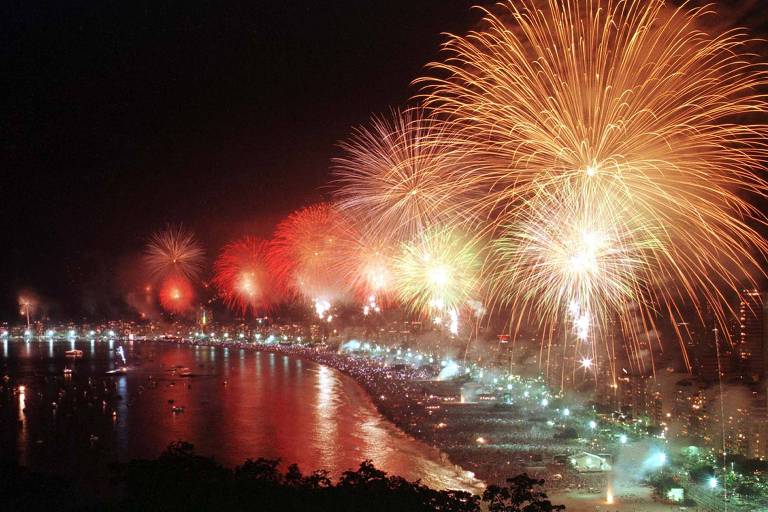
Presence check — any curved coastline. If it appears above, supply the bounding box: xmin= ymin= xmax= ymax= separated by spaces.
xmin=153 ymin=339 xmax=485 ymax=492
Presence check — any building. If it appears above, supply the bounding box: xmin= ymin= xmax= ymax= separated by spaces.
xmin=694 ymin=326 xmax=734 ymax=383
xmin=748 ymin=392 xmax=768 ymax=460
xmin=672 ymin=378 xmax=708 ymax=439
xmin=738 ymin=289 xmax=767 ymax=382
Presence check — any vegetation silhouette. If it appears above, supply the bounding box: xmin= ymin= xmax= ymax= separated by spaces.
xmin=2 ymin=441 xmax=565 ymax=511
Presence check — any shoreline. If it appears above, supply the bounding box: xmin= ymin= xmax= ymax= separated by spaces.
xmin=180 ymin=339 xmax=487 ymax=492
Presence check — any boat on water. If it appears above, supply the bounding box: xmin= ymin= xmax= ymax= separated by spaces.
xmin=64 ymin=349 xmax=84 ymax=358
xmin=177 ymin=367 xmax=193 ymax=377
xmin=63 ymin=368 xmax=73 ymax=375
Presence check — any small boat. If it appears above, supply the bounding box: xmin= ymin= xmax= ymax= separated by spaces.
xmin=63 ymin=368 xmax=73 ymax=375
xmin=177 ymin=367 xmax=193 ymax=377
xmin=65 ymin=349 xmax=84 ymax=358
xmin=171 ymin=406 xmax=185 ymax=413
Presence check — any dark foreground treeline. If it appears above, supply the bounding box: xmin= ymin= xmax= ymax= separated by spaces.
xmin=2 ymin=441 xmax=565 ymax=512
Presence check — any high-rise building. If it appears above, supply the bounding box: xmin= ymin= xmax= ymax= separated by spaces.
xmin=738 ymin=290 xmax=767 ymax=382
xmin=748 ymin=392 xmax=768 ymax=460
xmin=694 ymin=326 xmax=734 ymax=383
xmin=672 ymin=378 xmax=707 ymax=439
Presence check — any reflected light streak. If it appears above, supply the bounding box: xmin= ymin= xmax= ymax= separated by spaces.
xmin=315 ymin=365 xmax=340 ymax=467
xmin=17 ymin=385 xmax=28 ymax=466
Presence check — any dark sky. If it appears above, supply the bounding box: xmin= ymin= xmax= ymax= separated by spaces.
xmin=1 ymin=0 xmax=478 ymax=320
xmin=2 ymin=1 xmax=766 ymax=321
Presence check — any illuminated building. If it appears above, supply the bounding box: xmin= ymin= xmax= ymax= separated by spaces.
xmin=738 ymin=289 xmax=767 ymax=382
xmin=748 ymin=395 xmax=768 ymax=459
xmin=672 ymin=379 xmax=707 ymax=439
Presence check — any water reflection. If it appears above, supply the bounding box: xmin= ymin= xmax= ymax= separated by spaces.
xmin=0 ymin=340 xmax=475 ymax=491
xmin=17 ymin=385 xmax=27 ymax=466
xmin=315 ymin=365 xmax=340 ymax=468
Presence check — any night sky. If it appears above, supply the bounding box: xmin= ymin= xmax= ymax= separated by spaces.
xmin=2 ymin=1 xmax=766 ymax=321
xmin=1 ymin=0 xmax=477 ymax=319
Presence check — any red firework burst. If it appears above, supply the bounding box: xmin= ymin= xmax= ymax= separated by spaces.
xmin=335 ymin=232 xmax=396 ymax=306
xmin=213 ymin=236 xmax=273 ymax=316
xmin=268 ymin=203 xmax=353 ymax=302
xmin=159 ymin=275 xmax=194 ymax=314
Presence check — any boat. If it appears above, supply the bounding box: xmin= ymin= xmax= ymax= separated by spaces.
xmin=171 ymin=406 xmax=185 ymax=413
xmin=63 ymin=368 xmax=73 ymax=375
xmin=177 ymin=367 xmax=193 ymax=377
xmin=64 ymin=349 xmax=84 ymax=358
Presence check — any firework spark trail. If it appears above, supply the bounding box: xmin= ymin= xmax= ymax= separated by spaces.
xmin=213 ymin=236 xmax=273 ymax=316
xmin=268 ymin=203 xmax=354 ymax=304
xmin=416 ymin=0 xmax=768 ymax=372
xmin=332 ymin=107 xmax=473 ymax=245
xmin=144 ymin=225 xmax=205 ymax=281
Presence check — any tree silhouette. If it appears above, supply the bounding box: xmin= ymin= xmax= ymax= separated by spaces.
xmin=5 ymin=442 xmax=565 ymax=511
xmin=482 ymin=474 xmax=565 ymax=512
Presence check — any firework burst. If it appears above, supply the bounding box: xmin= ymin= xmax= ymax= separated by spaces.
xmin=418 ymin=0 xmax=768 ymax=369
xmin=332 ymin=228 xmax=396 ymax=306
xmin=333 ymin=107 xmax=468 ymax=244
xmin=268 ymin=203 xmax=353 ymax=303
xmin=393 ymin=227 xmax=480 ymax=319
xmin=213 ymin=236 xmax=273 ymax=316
xmin=159 ymin=275 xmax=194 ymax=314
xmin=144 ymin=225 xmax=205 ymax=281
xmin=490 ymin=180 xmax=665 ymax=370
